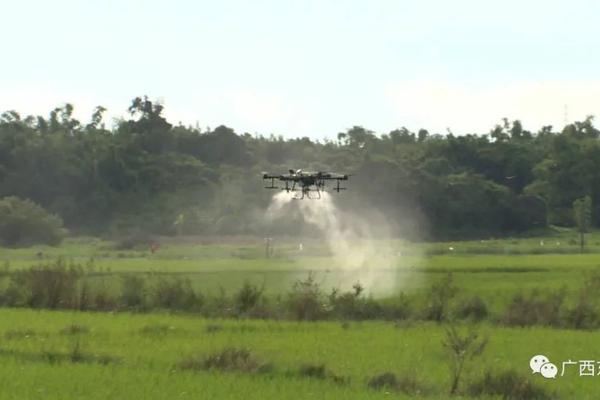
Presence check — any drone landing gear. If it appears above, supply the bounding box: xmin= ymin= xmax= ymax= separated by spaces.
xmin=307 ymin=187 xmax=321 ymax=199
xmin=292 ymin=186 xmax=321 ymax=200
xmin=264 ymin=177 xmax=277 ymax=189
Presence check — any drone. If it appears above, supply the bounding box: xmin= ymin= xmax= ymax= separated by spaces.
xmin=262 ymin=169 xmax=349 ymax=199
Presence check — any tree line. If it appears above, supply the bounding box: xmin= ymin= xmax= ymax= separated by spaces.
xmin=1 ymin=96 xmax=599 ymax=240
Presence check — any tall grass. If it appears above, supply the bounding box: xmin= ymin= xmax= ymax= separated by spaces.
xmin=3 ymin=259 xmax=600 ymax=330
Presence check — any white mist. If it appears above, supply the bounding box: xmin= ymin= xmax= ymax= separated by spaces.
xmin=266 ymin=191 xmax=415 ymax=296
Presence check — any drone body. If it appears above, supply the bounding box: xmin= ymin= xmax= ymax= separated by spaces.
xmin=262 ymin=169 xmax=349 ymax=199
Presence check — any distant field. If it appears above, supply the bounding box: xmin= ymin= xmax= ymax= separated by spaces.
xmin=0 ymin=230 xmax=599 ymax=310
xmin=1 ymin=231 xmax=600 ymax=398
xmin=0 ymin=308 xmax=596 ymax=399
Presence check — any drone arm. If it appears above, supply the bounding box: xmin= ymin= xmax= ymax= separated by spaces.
xmin=320 ymin=174 xmax=349 ymax=180
xmin=264 ymin=177 xmax=278 ymax=189
xmin=262 ymin=173 xmax=281 ymax=179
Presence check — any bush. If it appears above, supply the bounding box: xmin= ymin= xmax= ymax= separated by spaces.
xmin=202 ymin=287 xmax=232 ymax=318
xmin=150 ymin=275 xmax=201 ymax=311
xmin=423 ymin=273 xmax=458 ymax=321
xmin=327 ymin=283 xmax=384 ymax=320
xmin=468 ymin=369 xmax=556 ymax=399
xmin=9 ymin=259 xmax=81 ymax=309
xmin=380 ymin=293 xmax=413 ymax=321
xmin=564 ymin=272 xmax=600 ymax=329
xmin=0 ymin=196 xmax=66 ymax=246
xmin=443 ymin=324 xmax=488 ymax=395
xmin=120 ymin=275 xmax=147 ymax=310
xmin=76 ymin=278 xmax=93 ymax=311
xmin=502 ymin=289 xmax=565 ymax=327
xmin=287 ymin=273 xmax=326 ymax=321
xmin=299 ymin=363 xmax=327 ymax=379
xmin=456 ymin=296 xmax=489 ymax=321
xmin=178 ymin=348 xmax=271 ymax=373
xmin=234 ymin=281 xmax=265 ymax=315
xmin=298 ymin=363 xmax=347 ymax=384
xmin=93 ymin=280 xmax=118 ymax=311
xmin=0 ymin=280 xmax=28 ymax=307
xmin=565 ymin=297 xmax=598 ymax=329
xmin=367 ymin=372 xmax=422 ymax=395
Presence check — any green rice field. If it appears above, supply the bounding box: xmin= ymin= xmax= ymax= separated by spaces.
xmin=1 ymin=229 xmax=600 ymax=398
xmin=0 ymin=309 xmax=597 ymax=399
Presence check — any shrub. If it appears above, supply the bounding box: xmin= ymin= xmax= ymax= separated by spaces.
xmin=202 ymin=287 xmax=232 ymax=318
xmin=150 ymin=275 xmax=201 ymax=311
xmin=234 ymin=281 xmax=265 ymax=315
xmin=299 ymin=363 xmax=327 ymax=379
xmin=69 ymin=336 xmax=86 ymax=363
xmin=423 ymin=273 xmax=458 ymax=321
xmin=467 ymin=369 xmax=556 ymax=399
xmin=93 ymin=280 xmax=118 ymax=311
xmin=380 ymin=293 xmax=413 ymax=321
xmin=287 ymin=273 xmax=325 ymax=321
xmin=502 ymin=289 xmax=565 ymax=327
xmin=564 ymin=272 xmax=600 ymax=329
xmin=456 ymin=296 xmax=489 ymax=321
xmin=0 ymin=196 xmax=66 ymax=246
xmin=10 ymin=259 xmax=81 ymax=309
xmin=39 ymin=346 xmax=120 ymax=366
xmin=0 ymin=280 xmax=28 ymax=307
xmin=442 ymin=324 xmax=488 ymax=395
xmin=178 ymin=347 xmax=271 ymax=373
xmin=120 ymin=275 xmax=147 ymax=310
xmin=298 ymin=363 xmax=347 ymax=384
xmin=327 ymin=283 xmax=385 ymax=320
xmin=368 ymin=372 xmax=398 ymax=391
xmin=75 ymin=278 xmax=94 ymax=311
xmin=367 ymin=372 xmax=422 ymax=395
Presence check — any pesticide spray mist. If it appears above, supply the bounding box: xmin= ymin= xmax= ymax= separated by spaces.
xmin=266 ymin=191 xmax=417 ymax=296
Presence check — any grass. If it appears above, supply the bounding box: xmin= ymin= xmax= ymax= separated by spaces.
xmin=1 ymin=230 xmax=600 ymax=398
xmin=0 ymin=358 xmax=400 ymax=400
xmin=2 ymin=232 xmax=600 ymax=316
xmin=3 ymin=237 xmax=600 ymax=287
xmin=0 ymin=308 xmax=594 ymax=399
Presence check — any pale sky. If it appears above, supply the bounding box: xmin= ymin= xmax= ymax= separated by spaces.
xmin=2 ymin=0 xmax=600 ymax=138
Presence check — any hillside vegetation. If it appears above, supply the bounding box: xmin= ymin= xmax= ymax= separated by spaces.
xmin=2 ymin=97 xmax=600 ymax=239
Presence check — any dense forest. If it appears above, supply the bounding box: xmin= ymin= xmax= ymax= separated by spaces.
xmin=0 ymin=96 xmax=599 ymax=240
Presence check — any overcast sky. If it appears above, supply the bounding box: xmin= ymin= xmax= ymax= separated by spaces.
xmin=2 ymin=0 xmax=599 ymax=138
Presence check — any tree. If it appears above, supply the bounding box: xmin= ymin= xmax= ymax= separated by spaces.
xmin=86 ymin=106 xmax=107 ymax=131
xmin=573 ymin=196 xmax=592 ymax=252
xmin=340 ymin=126 xmax=376 ymax=148
xmin=123 ymin=96 xmax=173 ymax=153
xmin=389 ymin=127 xmax=415 ymax=145
xmin=442 ymin=324 xmax=488 ymax=395
xmin=0 ymin=197 xmax=66 ymax=246
xmin=1 ymin=98 xmax=600 ymax=239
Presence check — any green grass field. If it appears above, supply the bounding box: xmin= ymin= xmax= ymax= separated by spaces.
xmin=0 ymin=309 xmax=597 ymax=399
xmin=2 ymin=231 xmax=599 ymax=309
xmin=1 ymin=230 xmax=600 ymax=398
